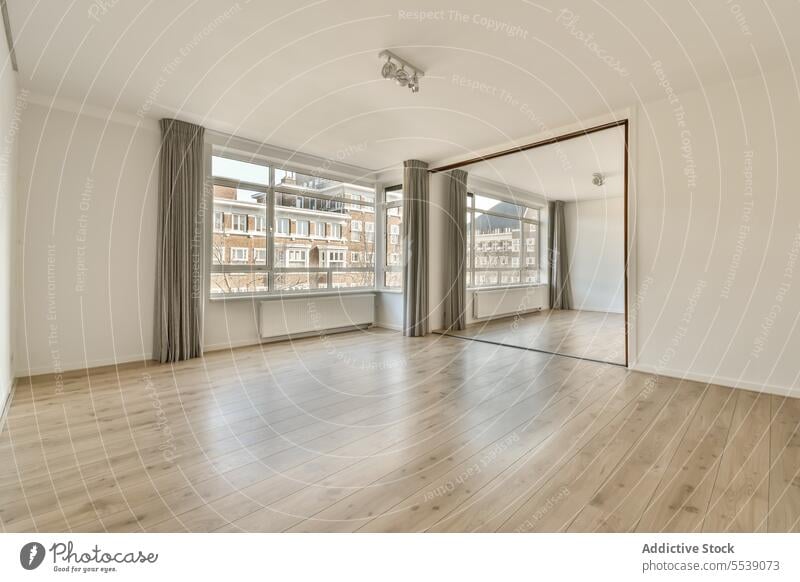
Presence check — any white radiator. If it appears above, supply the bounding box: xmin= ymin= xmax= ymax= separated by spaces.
xmin=473 ymin=287 xmax=545 ymax=320
xmin=260 ymin=294 xmax=374 ymax=339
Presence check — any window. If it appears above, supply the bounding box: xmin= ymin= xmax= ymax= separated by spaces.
xmin=351 ymin=220 xmax=362 ymax=232
xmin=230 ymin=247 xmax=248 ymax=263
xmin=322 ymin=250 xmax=346 ymax=267
xmin=212 ymin=156 xmax=268 ymax=185
xmin=365 ymin=221 xmax=375 ymax=243
xmin=383 ymin=185 xmax=403 ymax=288
xmin=467 ymin=192 xmax=540 ymax=289
xmin=254 ymin=215 xmax=266 ymax=234
xmin=231 ymin=213 xmax=248 ymax=233
xmin=210 ymin=162 xmax=268 ymax=294
xmin=288 ymin=249 xmax=308 ymax=266
xmin=211 ymin=155 xmax=376 ymax=295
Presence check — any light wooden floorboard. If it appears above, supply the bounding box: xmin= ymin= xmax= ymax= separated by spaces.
xmin=0 ymin=328 xmax=797 ymax=532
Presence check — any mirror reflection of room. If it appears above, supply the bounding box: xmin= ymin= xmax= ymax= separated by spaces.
xmin=442 ymin=125 xmax=626 ymax=366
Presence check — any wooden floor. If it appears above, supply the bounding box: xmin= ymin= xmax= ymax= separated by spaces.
xmin=1 ymin=328 xmax=799 ymax=533
xmin=445 ymin=309 xmax=625 ymax=365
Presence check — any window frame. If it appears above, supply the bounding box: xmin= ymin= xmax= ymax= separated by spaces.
xmin=230 ymin=247 xmax=249 ymax=263
xmin=209 ymin=153 xmax=377 ymax=298
xmin=230 ymin=212 xmax=248 ymax=233
xmin=381 ymin=184 xmax=404 ymax=290
xmin=467 ymin=191 xmax=542 ymax=290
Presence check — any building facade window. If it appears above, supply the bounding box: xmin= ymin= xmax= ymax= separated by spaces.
xmin=467 ymin=192 xmax=540 ymax=289
xmin=230 ymin=247 xmax=249 ymax=262
xmin=231 ymin=213 xmax=248 ymax=233
xmin=210 ymin=155 xmax=376 ymax=295
xmin=254 ymin=215 xmax=266 ymax=234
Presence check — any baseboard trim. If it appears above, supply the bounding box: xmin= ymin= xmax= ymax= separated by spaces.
xmin=203 ymin=337 xmax=265 ymax=352
xmin=630 ymin=363 xmax=800 ymax=399
xmin=16 ymin=353 xmax=155 ymax=379
xmin=373 ymin=322 xmax=403 ymax=332
xmin=0 ymin=377 xmax=18 ymax=434
xmin=574 ymin=307 xmax=626 ymax=315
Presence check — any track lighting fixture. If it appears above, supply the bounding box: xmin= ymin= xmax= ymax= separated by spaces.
xmin=394 ymin=67 xmax=409 ymax=87
xmin=381 ymin=59 xmax=396 ymax=79
xmin=408 ymin=73 xmax=419 ymax=93
xmin=379 ymin=50 xmax=424 ymax=94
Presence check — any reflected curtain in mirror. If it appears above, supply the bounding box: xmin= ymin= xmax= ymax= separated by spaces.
xmin=548 ymin=200 xmax=572 ymax=310
xmin=443 ymin=169 xmax=468 ymax=331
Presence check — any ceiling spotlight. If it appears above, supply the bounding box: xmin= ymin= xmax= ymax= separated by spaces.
xmin=395 ymin=67 xmax=409 ymax=87
xmin=381 ymin=58 xmax=396 ymax=79
xmin=379 ymin=50 xmax=424 ymax=94
xmin=592 ymin=173 xmax=605 ymax=186
xmin=408 ymin=73 xmax=419 ymax=93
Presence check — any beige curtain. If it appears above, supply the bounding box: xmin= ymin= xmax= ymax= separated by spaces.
xmin=443 ymin=169 xmax=468 ymax=331
xmin=154 ymin=119 xmax=205 ymax=362
xmin=548 ymin=200 xmax=572 ymax=310
xmin=402 ymin=160 xmax=429 ymax=337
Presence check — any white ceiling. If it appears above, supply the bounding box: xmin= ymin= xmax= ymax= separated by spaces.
xmin=466 ymin=124 xmax=624 ymax=202
xmin=9 ymin=1 xmax=800 ymax=170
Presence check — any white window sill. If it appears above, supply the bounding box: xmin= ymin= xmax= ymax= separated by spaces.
xmin=209 ymin=288 xmax=377 ymax=302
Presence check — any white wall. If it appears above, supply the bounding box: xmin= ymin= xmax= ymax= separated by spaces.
xmin=17 ymin=104 xmax=380 ymax=370
xmin=375 ymin=291 xmax=403 ymax=331
xmin=17 ymin=101 xmax=160 ymax=375
xmin=564 ymin=196 xmax=625 ymax=314
xmin=0 ymin=28 xmax=19 ymax=410
xmin=632 ymin=66 xmax=800 ymax=396
xmin=426 ymin=65 xmax=800 ymax=397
